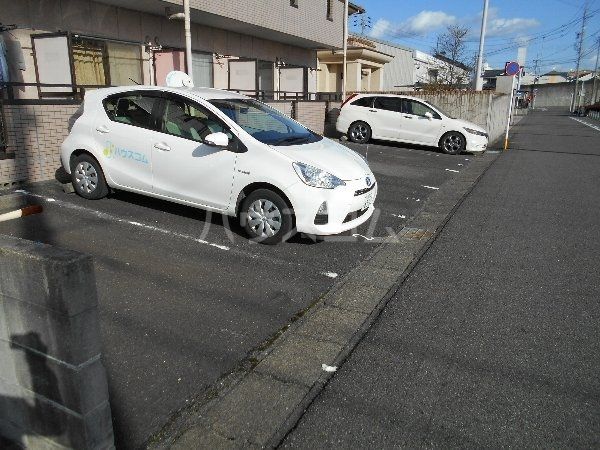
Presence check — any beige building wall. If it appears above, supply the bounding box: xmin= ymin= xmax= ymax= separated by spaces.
xmin=1 ymin=0 xmax=324 ymax=97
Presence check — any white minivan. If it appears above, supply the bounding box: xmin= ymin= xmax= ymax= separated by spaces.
xmin=336 ymin=94 xmax=488 ymax=154
xmin=61 ymin=86 xmax=377 ymax=244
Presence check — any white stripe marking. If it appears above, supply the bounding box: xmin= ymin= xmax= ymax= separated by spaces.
xmin=571 ymin=116 xmax=600 ymax=132
xmin=322 ymin=272 xmax=338 ymax=278
xmin=391 ymin=213 xmax=406 ymax=219
xmin=445 ymin=168 xmax=460 ymax=173
xmin=16 ymin=191 xmax=230 ymax=251
xmin=422 ymin=185 xmax=439 ymax=190
xmin=352 ymin=233 xmax=374 ymax=241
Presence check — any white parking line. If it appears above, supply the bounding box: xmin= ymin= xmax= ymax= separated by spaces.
xmin=445 ymin=169 xmax=460 ymax=173
xmin=16 ymin=190 xmax=230 ymax=251
xmin=571 ymin=117 xmax=600 ymax=132
xmin=422 ymin=185 xmax=440 ymax=190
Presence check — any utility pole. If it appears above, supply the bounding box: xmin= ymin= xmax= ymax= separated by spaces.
xmin=571 ymin=1 xmax=588 ymax=113
xmin=342 ymin=0 xmax=349 ymax=101
xmin=474 ymin=0 xmax=489 ymax=91
xmin=592 ymin=36 xmax=600 ymax=104
xmin=184 ymin=0 xmax=193 ymax=81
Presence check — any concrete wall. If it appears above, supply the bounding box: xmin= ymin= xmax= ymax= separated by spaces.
xmin=0 ymin=229 xmax=113 ymax=449
xmin=0 ymin=103 xmax=80 ymax=186
xmin=520 ymin=82 xmax=581 ymax=108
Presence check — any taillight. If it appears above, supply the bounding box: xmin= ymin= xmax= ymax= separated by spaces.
xmin=340 ymin=93 xmax=358 ymax=108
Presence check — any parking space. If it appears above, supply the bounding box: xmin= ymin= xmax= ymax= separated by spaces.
xmin=0 ymin=141 xmax=474 ymax=448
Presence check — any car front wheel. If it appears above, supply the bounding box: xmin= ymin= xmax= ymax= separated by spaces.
xmin=440 ymin=132 xmax=466 ymax=155
xmin=348 ymin=121 xmax=371 ymax=144
xmin=240 ymin=189 xmax=294 ymax=244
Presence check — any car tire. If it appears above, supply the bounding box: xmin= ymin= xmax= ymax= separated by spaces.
xmin=71 ymin=153 xmax=109 ymax=200
xmin=348 ymin=121 xmax=371 ymax=144
xmin=240 ymin=189 xmax=294 ymax=245
xmin=439 ymin=132 xmax=466 ymax=155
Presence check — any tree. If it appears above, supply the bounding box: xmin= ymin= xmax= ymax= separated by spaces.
xmin=430 ymin=25 xmax=473 ymax=87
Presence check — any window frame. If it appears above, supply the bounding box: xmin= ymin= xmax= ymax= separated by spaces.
xmin=350 ymin=96 xmax=375 ymax=108
xmin=102 ymin=90 xmax=164 ymax=131
xmin=326 ymin=0 xmax=333 ymax=20
xmin=373 ymin=96 xmax=403 ymax=113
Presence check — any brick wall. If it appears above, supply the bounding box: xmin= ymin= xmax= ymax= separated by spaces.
xmin=0 ymin=103 xmax=80 ymax=186
xmin=294 ymin=101 xmax=327 ymax=135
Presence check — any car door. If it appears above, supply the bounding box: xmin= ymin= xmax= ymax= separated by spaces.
xmin=151 ymin=94 xmax=238 ymax=210
xmin=98 ymin=91 xmax=163 ymax=192
xmin=399 ymin=99 xmax=444 ymax=145
xmin=370 ymin=97 xmax=404 ymax=139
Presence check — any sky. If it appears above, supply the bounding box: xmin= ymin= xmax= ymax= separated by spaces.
xmin=350 ymin=0 xmax=600 ymax=75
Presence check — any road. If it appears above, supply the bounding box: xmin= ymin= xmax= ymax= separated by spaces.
xmin=282 ymin=110 xmax=600 ymax=448
xmin=0 ymin=140 xmax=473 ymax=448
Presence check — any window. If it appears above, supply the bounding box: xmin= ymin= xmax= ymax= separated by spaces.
xmin=209 ymin=98 xmax=322 ymax=146
xmin=192 ymin=52 xmax=214 ymax=88
xmin=161 ymin=97 xmax=232 ymax=142
xmin=104 ymin=94 xmax=160 ymax=129
xmin=402 ymin=99 xmax=441 ymax=119
xmin=373 ymin=97 xmax=402 ymax=112
xmin=351 ymin=96 xmax=375 ymax=107
xmin=327 ymin=0 xmax=333 ymax=20
xmin=72 ymin=37 xmax=143 ymax=87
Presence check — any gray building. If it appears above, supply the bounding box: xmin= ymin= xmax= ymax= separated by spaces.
xmin=0 ymin=0 xmax=360 ymax=99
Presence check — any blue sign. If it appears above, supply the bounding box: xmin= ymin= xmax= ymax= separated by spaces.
xmin=505 ymin=61 xmax=520 ymax=76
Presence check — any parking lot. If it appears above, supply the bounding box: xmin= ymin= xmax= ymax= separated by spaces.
xmin=0 ymin=140 xmax=477 ymax=448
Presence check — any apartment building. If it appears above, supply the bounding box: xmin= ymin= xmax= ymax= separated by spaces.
xmin=0 ymin=0 xmax=361 ymax=99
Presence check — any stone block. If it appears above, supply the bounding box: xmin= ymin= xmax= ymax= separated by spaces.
xmin=295 ymin=305 xmax=368 ymax=345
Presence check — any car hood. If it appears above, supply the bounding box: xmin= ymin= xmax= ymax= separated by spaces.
xmin=271 ymin=138 xmax=371 ymax=180
xmin=452 ymin=118 xmax=487 ymax=134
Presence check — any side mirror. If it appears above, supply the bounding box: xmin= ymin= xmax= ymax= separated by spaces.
xmin=424 ymin=111 xmax=433 ymax=120
xmin=203 ymin=132 xmax=229 ymax=148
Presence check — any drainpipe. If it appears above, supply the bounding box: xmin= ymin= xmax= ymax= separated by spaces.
xmin=342 ymin=0 xmax=349 ymax=101
xmin=184 ymin=0 xmax=193 ymax=81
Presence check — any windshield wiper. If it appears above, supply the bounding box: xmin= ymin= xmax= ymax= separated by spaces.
xmin=272 ymin=136 xmax=310 ymax=146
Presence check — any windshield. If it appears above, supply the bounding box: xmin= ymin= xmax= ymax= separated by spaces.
xmin=208 ymin=98 xmax=322 ymax=146
xmin=424 ymin=101 xmax=454 ymax=118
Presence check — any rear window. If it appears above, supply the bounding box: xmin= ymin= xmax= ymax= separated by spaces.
xmin=351 ymin=96 xmax=375 ymax=107
xmin=104 ymin=94 xmax=160 ymax=130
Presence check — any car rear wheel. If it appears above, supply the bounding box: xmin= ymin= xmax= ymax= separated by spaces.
xmin=440 ymin=132 xmax=466 ymax=155
xmin=240 ymin=189 xmax=294 ymax=245
xmin=71 ymin=154 xmax=109 ymax=199
xmin=348 ymin=121 xmax=371 ymax=144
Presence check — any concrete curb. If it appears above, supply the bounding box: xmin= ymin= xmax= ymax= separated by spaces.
xmin=149 ymin=152 xmax=500 ymax=450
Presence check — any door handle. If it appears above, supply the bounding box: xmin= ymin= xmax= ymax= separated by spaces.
xmin=153 ymin=142 xmax=171 ymax=151
xmin=369 ymin=109 xmax=377 ymax=112
xmin=403 ymin=115 xmax=413 ymax=119
xmin=96 ymin=125 xmax=110 ymax=133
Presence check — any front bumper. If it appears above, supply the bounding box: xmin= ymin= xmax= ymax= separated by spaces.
xmin=288 ymin=178 xmax=378 ymax=235
xmin=465 ymin=134 xmax=488 ymax=153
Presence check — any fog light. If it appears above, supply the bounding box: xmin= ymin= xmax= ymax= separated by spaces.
xmin=314 ymin=201 xmax=328 ymax=225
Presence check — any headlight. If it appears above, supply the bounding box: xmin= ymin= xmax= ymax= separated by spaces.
xmin=292 ymin=162 xmax=346 ymax=189
xmin=464 ymin=127 xmax=488 ymax=137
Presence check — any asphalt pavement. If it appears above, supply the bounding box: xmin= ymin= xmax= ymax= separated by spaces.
xmin=0 ymin=139 xmax=473 ymax=448
xmin=282 ymin=109 xmax=600 ymax=448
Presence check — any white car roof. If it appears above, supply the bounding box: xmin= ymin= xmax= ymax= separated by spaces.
xmin=85 ymin=85 xmax=250 ymax=102
xmin=353 ymin=93 xmax=426 ymax=102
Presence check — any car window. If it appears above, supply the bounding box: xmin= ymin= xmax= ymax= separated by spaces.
xmin=161 ymin=97 xmax=233 ymax=142
xmin=104 ymin=94 xmax=160 ymax=129
xmin=209 ymin=98 xmax=322 ymax=146
xmin=403 ymin=100 xmax=441 ymax=119
xmin=351 ymin=96 xmax=374 ymax=107
xmin=373 ymin=97 xmax=402 ymax=113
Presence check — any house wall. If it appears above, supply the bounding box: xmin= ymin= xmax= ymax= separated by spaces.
xmin=368 ymin=38 xmax=414 ymax=91
xmin=521 ymin=82 xmax=594 ymax=108
xmin=1 ymin=0 xmax=321 ymax=98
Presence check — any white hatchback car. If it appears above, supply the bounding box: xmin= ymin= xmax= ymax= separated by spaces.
xmin=336 ymin=94 xmax=488 ymax=154
xmin=61 ymin=86 xmax=377 ymax=244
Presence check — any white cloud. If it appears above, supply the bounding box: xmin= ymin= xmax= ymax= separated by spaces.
xmin=486 ymin=17 xmax=540 ymax=37
xmin=370 ymin=10 xmax=456 ymax=39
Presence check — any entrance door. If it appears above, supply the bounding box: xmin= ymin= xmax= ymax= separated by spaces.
xmin=154 ymin=50 xmax=185 ymax=86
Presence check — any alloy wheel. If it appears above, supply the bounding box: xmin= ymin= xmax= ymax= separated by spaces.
xmin=74 ymin=161 xmax=98 ymax=194
xmin=350 ymin=124 xmax=369 ymax=141
xmin=443 ymin=134 xmax=463 ymax=153
xmin=247 ymin=199 xmax=282 ymax=237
